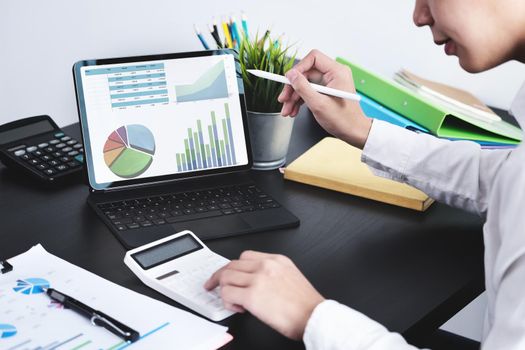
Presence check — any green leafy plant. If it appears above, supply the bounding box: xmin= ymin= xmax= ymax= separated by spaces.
xmin=239 ymin=31 xmax=297 ymax=113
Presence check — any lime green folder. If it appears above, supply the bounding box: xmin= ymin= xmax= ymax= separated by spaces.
xmin=336 ymin=57 xmax=522 ymax=144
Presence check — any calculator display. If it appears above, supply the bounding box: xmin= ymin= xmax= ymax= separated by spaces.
xmin=0 ymin=120 xmax=55 ymax=145
xmin=131 ymin=234 xmax=203 ymax=269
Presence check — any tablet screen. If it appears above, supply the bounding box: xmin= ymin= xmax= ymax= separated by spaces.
xmin=75 ymin=51 xmax=250 ymax=190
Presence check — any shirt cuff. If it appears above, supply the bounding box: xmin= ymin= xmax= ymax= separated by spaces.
xmin=303 ymin=300 xmax=418 ymax=350
xmin=303 ymin=300 xmax=390 ymax=350
xmin=361 ymin=120 xmax=420 ymax=183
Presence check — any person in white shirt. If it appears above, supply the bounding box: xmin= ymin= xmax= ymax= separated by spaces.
xmin=205 ymin=0 xmax=525 ymax=348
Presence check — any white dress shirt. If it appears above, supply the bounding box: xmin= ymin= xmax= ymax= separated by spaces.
xmin=303 ymin=82 xmax=525 ymax=350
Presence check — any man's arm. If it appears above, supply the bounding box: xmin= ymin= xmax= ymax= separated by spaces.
xmin=362 ymin=120 xmax=512 ymax=217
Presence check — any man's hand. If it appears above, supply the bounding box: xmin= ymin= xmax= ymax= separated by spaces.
xmin=278 ymin=49 xmax=372 ymax=149
xmin=204 ymin=250 xmax=325 ymax=340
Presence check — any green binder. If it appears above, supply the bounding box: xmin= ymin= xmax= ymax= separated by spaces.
xmin=336 ymin=57 xmax=522 ymax=144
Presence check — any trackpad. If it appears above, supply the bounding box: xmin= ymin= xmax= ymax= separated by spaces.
xmin=170 ymin=215 xmax=251 ymax=240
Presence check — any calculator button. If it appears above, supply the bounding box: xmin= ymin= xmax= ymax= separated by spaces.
xmin=14 ymin=150 xmax=26 ymax=156
xmin=79 ymin=148 xmax=84 ymax=153
xmin=41 ymin=155 xmax=52 ymax=161
xmin=60 ymin=136 xmax=71 ymax=142
xmin=21 ymin=154 xmax=32 ymax=161
xmin=60 ymin=156 xmax=71 ymax=162
xmin=44 ymin=147 xmax=55 ymax=153
xmin=49 ymin=139 xmax=60 ymax=145
xmin=55 ymin=143 xmax=66 ymax=148
xmin=73 ymin=143 xmax=83 ymax=149
xmin=116 ymin=225 xmax=127 ymax=231
xmin=74 ymin=154 xmax=84 ymax=163
xmin=52 ymin=152 xmax=62 ymax=157
xmin=55 ymin=164 xmax=69 ymax=171
xmin=54 ymin=132 xmax=65 ymax=138
xmin=38 ymin=143 xmax=49 ymax=148
xmin=66 ymin=140 xmax=77 ymax=145
xmin=48 ymin=160 xmax=60 ymax=166
xmin=32 ymin=150 xmax=44 ymax=157
xmin=62 ymin=147 xmax=73 ymax=152
xmin=29 ymin=159 xmax=41 ymax=165
xmin=67 ymin=161 xmax=81 ymax=168
xmin=68 ymin=150 xmax=79 ymax=156
xmin=26 ymin=146 xmax=37 ymax=152
xmin=127 ymin=223 xmax=140 ymax=229
xmin=37 ymin=164 xmax=49 ymax=170
xmin=44 ymin=168 xmax=57 ymax=176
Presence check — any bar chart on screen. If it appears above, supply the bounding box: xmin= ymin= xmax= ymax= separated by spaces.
xmin=175 ymin=103 xmax=237 ymax=172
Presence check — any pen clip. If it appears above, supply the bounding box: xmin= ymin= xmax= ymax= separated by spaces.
xmin=91 ymin=313 xmax=139 ymax=342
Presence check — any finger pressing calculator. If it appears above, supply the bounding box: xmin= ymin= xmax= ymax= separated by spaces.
xmin=124 ymin=230 xmax=235 ymax=321
xmin=0 ymin=115 xmax=84 ymax=182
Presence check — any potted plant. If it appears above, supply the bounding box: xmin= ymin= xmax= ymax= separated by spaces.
xmin=238 ymin=31 xmax=297 ymax=170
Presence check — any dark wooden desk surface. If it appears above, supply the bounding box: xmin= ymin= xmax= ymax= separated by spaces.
xmin=0 ymin=108 xmax=485 ymax=349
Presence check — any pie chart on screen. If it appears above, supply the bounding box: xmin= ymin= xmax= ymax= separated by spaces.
xmin=103 ymin=125 xmax=155 ymax=178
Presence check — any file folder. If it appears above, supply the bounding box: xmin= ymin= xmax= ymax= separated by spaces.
xmin=337 ymin=57 xmax=522 ymax=145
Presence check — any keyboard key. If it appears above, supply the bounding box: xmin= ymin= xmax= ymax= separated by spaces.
xmin=21 ymin=154 xmax=32 ymax=161
xmin=44 ymin=147 xmax=55 ymax=153
xmin=32 ymin=150 xmax=44 ymax=157
xmin=14 ymin=149 xmax=26 ymax=156
xmin=66 ymin=140 xmax=77 ymax=145
xmin=62 ymin=147 xmax=73 ymax=152
xmin=166 ymin=210 xmax=222 ymax=223
xmin=55 ymin=164 xmax=68 ymax=171
xmin=49 ymin=139 xmax=60 ymax=145
xmin=116 ymin=225 xmax=127 ymax=231
xmin=113 ymin=218 xmax=132 ymax=225
xmin=41 ymin=155 xmax=52 ymax=161
xmin=38 ymin=142 xmax=49 ymax=148
xmin=141 ymin=221 xmax=153 ymax=227
xmin=56 ymin=143 xmax=66 ymax=148
xmin=60 ymin=136 xmax=71 ymax=142
xmin=44 ymin=168 xmax=57 ymax=176
xmin=52 ymin=152 xmax=62 ymax=157
xmin=127 ymin=223 xmax=140 ymax=229
xmin=67 ymin=161 xmax=81 ymax=168
xmin=60 ymin=156 xmax=71 ymax=162
xmin=26 ymin=146 xmax=37 ymax=152
xmin=54 ymin=132 xmax=65 ymax=138
xmin=29 ymin=158 xmax=41 ymax=165
xmin=73 ymin=143 xmax=83 ymax=149
xmin=37 ymin=164 xmax=49 ymax=170
xmin=68 ymin=150 xmax=79 ymax=156
xmin=153 ymin=219 xmax=166 ymax=225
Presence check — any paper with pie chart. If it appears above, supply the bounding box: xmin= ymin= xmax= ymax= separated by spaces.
xmin=103 ymin=125 xmax=155 ymax=178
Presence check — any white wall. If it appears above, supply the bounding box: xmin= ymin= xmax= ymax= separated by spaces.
xmin=2 ymin=0 xmax=525 ymax=127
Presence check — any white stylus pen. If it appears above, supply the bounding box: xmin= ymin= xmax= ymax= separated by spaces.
xmin=247 ymin=69 xmax=361 ymax=102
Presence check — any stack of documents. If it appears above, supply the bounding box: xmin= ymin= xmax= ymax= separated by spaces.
xmin=0 ymin=245 xmax=231 ymax=350
xmin=337 ymin=57 xmax=522 ymax=148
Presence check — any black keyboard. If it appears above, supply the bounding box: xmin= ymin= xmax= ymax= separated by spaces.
xmin=98 ymin=184 xmax=281 ymax=231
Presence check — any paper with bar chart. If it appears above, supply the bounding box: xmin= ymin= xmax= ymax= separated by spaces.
xmin=0 ymin=245 xmax=229 ymax=350
xmin=80 ymin=54 xmax=248 ymax=186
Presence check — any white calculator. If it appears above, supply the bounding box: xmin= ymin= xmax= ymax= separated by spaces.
xmin=124 ymin=230 xmax=235 ymax=321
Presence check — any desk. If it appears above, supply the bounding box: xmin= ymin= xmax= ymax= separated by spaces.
xmin=0 ymin=107 xmax=485 ymax=349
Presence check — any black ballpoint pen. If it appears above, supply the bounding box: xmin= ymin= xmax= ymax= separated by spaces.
xmin=43 ymin=287 xmax=140 ymax=343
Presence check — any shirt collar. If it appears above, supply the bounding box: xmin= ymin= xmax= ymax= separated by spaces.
xmin=509 ymin=81 xmax=525 ymax=128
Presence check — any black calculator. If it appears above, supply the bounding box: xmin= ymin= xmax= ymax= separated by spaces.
xmin=0 ymin=115 xmax=84 ymax=182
